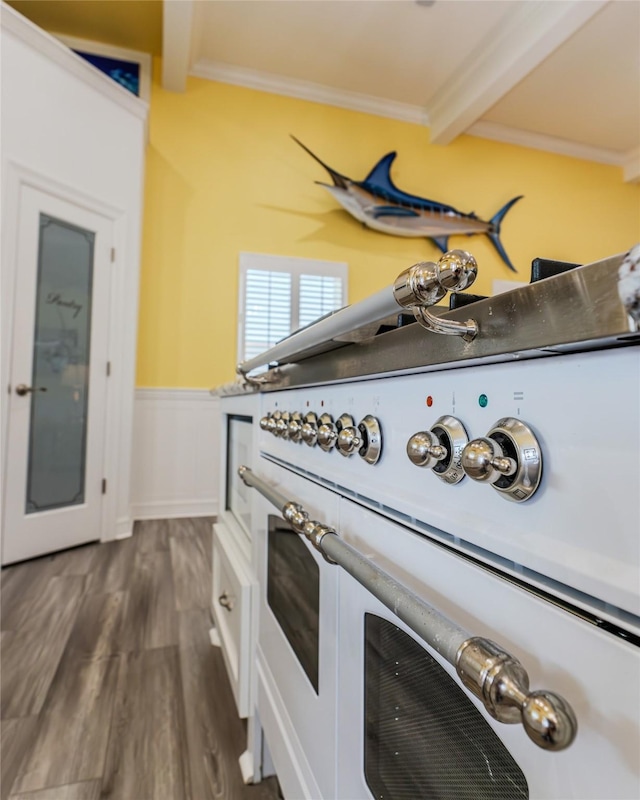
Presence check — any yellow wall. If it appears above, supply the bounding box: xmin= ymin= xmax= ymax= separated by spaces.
xmin=137 ymin=71 xmax=640 ymax=389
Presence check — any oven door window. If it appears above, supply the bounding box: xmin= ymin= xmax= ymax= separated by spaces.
xmin=226 ymin=414 xmax=252 ymax=535
xmin=267 ymin=515 xmax=320 ymax=693
xmin=364 ymin=614 xmax=528 ymax=800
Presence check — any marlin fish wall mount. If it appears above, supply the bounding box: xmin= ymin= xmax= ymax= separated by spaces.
xmin=293 ymin=135 xmax=522 ymax=272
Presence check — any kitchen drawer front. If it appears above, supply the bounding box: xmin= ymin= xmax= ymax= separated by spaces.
xmin=212 ymin=521 xmax=255 ymax=718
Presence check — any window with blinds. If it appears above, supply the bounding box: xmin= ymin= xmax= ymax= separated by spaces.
xmin=238 ymin=253 xmax=348 ymax=364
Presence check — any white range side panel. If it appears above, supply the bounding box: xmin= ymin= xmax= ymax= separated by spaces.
xmin=259 ymin=348 xmax=640 ymax=619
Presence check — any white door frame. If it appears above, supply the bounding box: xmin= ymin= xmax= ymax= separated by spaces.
xmin=1 ymin=161 xmax=136 ymax=554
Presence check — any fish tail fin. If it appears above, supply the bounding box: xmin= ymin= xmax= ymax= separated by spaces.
xmin=431 ymin=236 xmax=449 ymax=254
xmin=291 ymin=135 xmax=349 ymax=189
xmin=487 ymin=196 xmax=523 ymax=272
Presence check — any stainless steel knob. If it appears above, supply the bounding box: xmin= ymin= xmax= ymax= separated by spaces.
xmin=288 ymin=412 xmax=303 ymax=442
xmin=337 ymin=426 xmax=361 ymax=457
xmin=461 ymin=437 xmax=516 ymax=483
xmin=317 ymin=422 xmax=337 ymax=451
xmin=274 ymin=411 xmax=290 ymax=438
xmin=260 ymin=415 xmax=271 ymax=431
xmin=406 ymin=431 xmax=447 ymax=468
xmin=266 ymin=416 xmax=278 ymax=434
xmin=336 ymin=416 xmax=382 ymax=464
xmin=336 ymin=414 xmax=382 ymax=464
xmin=357 ymin=415 xmax=382 ymax=465
xmin=335 ymin=413 xmax=355 ymax=432
xmin=407 ymin=416 xmax=468 ymax=484
xmin=461 ymin=418 xmax=542 ymax=502
xmin=317 ymin=413 xmax=337 ymax=451
xmin=334 ymin=414 xmax=356 ymax=456
xmin=301 ymin=412 xmax=319 ymax=447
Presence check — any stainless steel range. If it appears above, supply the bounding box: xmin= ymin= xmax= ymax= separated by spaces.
xmin=227 ymin=246 xmax=640 ymax=799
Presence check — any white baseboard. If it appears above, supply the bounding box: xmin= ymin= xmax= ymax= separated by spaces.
xmin=132 ymin=499 xmax=219 ymax=520
xmin=130 ymin=388 xmax=220 ymax=520
xmin=238 ymin=750 xmax=254 ymax=785
xmin=209 ymin=626 xmax=222 ymax=647
xmin=115 ymin=517 xmax=133 ymax=539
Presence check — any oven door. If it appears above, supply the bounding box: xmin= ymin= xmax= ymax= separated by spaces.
xmin=218 ymin=392 xmax=259 ymax=558
xmin=337 ymin=499 xmax=640 ymax=800
xmin=254 ymin=460 xmax=340 ymax=800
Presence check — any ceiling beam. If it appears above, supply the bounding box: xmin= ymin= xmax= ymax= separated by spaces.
xmin=428 ymin=0 xmax=609 ymax=145
xmin=623 ymin=148 xmax=640 ymax=184
xmin=162 ymin=0 xmax=194 ymax=92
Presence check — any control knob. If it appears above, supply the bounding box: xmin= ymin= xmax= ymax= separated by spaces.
xmin=259 ymin=415 xmax=271 ymax=431
xmin=300 ymin=412 xmax=319 ymax=447
xmin=336 ymin=415 xmax=383 ymax=465
xmin=461 ymin=418 xmax=542 ymax=502
xmin=317 ymin=413 xmax=338 ymax=451
xmin=274 ymin=411 xmax=290 ymax=438
xmin=406 ymin=416 xmax=468 ymax=484
xmin=406 ymin=431 xmax=447 ymax=468
xmin=287 ymin=412 xmax=303 ymax=443
xmin=462 ymin=439 xmax=516 ymax=483
xmin=266 ymin=412 xmax=279 ymax=435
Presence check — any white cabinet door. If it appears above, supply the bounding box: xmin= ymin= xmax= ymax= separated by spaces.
xmin=3 ymin=185 xmax=112 ymax=563
xmin=212 ymin=521 xmax=255 ymax=718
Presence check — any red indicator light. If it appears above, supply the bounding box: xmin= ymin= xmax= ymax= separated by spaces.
xmin=426 ymin=395 xmax=433 ymax=407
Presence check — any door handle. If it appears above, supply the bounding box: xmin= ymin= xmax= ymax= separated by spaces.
xmin=218 ymin=591 xmax=235 ymax=611
xmin=15 ymin=384 xmax=47 ymax=396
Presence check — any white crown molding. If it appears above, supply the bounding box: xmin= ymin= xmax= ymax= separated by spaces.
xmin=622 ymin=148 xmax=640 ymax=184
xmin=468 ymin=121 xmax=640 ymax=184
xmin=468 ymin=120 xmax=621 ymax=165
xmin=428 ymin=0 xmax=608 ymax=145
xmin=1 ymin=3 xmax=148 ymax=120
xmin=162 ymin=0 xmax=194 ymax=93
xmin=190 ymin=59 xmax=428 ymax=126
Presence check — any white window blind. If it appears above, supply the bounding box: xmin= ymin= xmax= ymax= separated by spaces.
xmin=244 ymin=269 xmax=292 ymax=362
xmin=238 ymin=254 xmax=348 ymax=364
xmin=299 ymin=274 xmax=344 ymax=329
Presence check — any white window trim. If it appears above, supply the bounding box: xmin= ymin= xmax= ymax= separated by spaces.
xmin=237 ymin=252 xmax=348 ymax=365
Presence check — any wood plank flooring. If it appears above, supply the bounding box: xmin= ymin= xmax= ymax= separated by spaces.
xmin=1 ymin=519 xmax=281 ymax=800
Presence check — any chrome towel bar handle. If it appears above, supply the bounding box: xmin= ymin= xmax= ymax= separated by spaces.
xmin=238 ymin=464 xmax=577 ymax=752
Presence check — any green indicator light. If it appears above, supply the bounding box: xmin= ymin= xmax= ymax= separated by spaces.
xmin=478 ymin=394 xmax=488 ymax=408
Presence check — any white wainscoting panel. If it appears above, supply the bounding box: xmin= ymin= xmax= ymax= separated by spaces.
xmin=131 ymin=389 xmax=220 ymax=520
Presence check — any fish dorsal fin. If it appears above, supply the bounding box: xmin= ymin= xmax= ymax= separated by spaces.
xmin=363 ymin=152 xmax=398 ymax=191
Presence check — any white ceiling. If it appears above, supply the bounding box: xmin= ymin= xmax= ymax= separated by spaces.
xmin=165 ymin=0 xmax=640 ymax=182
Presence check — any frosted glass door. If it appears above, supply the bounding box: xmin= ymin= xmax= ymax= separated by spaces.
xmin=26 ymin=214 xmax=95 ymax=513
xmin=3 ymin=185 xmax=112 ymax=564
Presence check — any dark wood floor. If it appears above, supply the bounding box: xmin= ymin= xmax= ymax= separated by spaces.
xmin=1 ymin=519 xmax=281 ymax=800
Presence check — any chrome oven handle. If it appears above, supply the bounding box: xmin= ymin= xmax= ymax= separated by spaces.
xmin=238 ymin=464 xmax=578 ymax=752
xmin=393 ymin=250 xmax=479 ymax=341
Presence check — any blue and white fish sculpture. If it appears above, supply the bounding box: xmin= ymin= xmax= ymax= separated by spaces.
xmin=293 ymin=136 xmax=522 ymax=272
